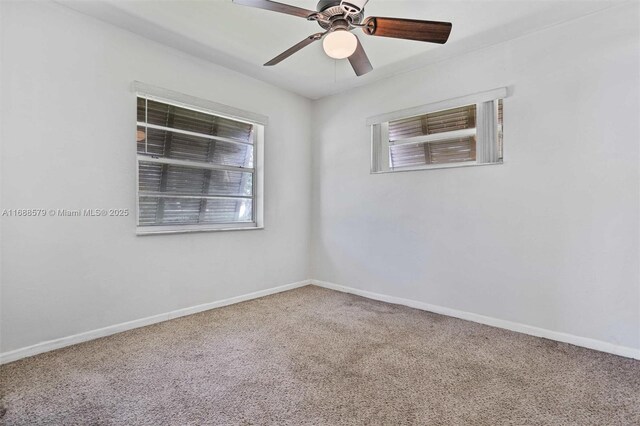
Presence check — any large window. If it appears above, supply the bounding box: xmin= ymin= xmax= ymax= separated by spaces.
xmin=135 ymin=84 xmax=265 ymax=234
xmin=370 ymin=88 xmax=505 ymax=173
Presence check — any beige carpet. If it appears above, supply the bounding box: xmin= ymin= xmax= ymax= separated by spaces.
xmin=1 ymin=286 xmax=639 ymax=425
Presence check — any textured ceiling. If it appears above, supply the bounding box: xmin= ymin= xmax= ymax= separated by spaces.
xmin=58 ymin=0 xmax=623 ymax=99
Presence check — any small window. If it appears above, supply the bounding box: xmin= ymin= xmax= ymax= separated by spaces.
xmin=371 ymin=91 xmax=504 ymax=173
xmin=136 ymin=94 xmax=264 ymax=234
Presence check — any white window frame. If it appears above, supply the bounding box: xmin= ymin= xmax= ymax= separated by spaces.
xmin=369 ymin=87 xmax=507 ymax=174
xmin=133 ymin=82 xmax=266 ymax=235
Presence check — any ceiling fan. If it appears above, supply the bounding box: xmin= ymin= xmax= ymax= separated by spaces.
xmin=233 ymin=0 xmax=452 ymax=76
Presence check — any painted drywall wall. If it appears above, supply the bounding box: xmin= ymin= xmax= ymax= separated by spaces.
xmin=310 ymin=4 xmax=640 ymax=350
xmin=0 ymin=1 xmax=312 ymax=353
xmin=2 ymin=0 xmax=639 ymax=358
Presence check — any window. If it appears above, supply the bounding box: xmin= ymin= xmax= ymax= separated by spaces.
xmin=135 ymin=83 xmax=265 ymax=234
xmin=370 ymin=88 xmax=505 ymax=173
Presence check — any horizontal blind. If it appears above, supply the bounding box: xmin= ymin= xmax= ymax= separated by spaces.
xmin=138 ymin=162 xmax=252 ymax=196
xmin=137 ymin=126 xmax=254 ymax=168
xmin=388 ymin=105 xmax=476 ymax=141
xmin=137 ymin=99 xmax=253 ymax=143
xmin=390 ymin=137 xmax=476 ymax=168
xmin=137 ymin=96 xmax=255 ymax=228
xmin=388 ymin=105 xmax=476 ymax=168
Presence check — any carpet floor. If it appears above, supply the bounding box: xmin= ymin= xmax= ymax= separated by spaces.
xmin=1 ymin=285 xmax=639 ymax=425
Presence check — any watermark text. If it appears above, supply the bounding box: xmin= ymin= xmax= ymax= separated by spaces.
xmin=2 ymin=208 xmax=129 ymax=217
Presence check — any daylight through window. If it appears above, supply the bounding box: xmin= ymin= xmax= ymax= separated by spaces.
xmin=136 ymin=95 xmax=263 ymax=234
xmin=370 ymin=90 xmax=505 ymax=173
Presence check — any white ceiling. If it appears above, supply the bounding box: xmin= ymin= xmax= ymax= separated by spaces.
xmin=58 ymin=0 xmax=623 ymax=99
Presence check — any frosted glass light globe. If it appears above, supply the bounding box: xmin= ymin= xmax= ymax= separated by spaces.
xmin=323 ymin=30 xmax=357 ymax=59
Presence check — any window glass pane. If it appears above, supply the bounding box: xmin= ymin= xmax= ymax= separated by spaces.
xmin=136 ymin=126 xmax=147 ymax=152
xmin=138 ymin=161 xmax=253 ymax=197
xmin=390 ymin=137 xmax=476 ymax=168
xmin=137 ymin=128 xmax=253 ymax=169
xmin=389 ymin=105 xmax=476 ymax=141
xmin=202 ymin=199 xmax=253 ymax=224
xmin=137 ymin=96 xmax=258 ymax=231
xmin=138 ymin=98 xmax=253 ymax=144
xmin=139 ymin=196 xmax=252 ymax=226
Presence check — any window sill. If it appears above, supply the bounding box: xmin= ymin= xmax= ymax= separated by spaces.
xmin=136 ymin=224 xmax=263 ymax=236
xmin=371 ymin=160 xmax=504 ymax=175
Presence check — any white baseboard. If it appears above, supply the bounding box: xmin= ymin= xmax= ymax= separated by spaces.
xmin=3 ymin=278 xmax=638 ymax=364
xmin=312 ymin=279 xmax=640 ymax=360
xmin=0 ymin=279 xmax=312 ymax=365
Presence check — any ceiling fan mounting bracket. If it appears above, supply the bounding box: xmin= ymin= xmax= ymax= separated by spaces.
xmin=363 ymin=17 xmax=376 ymax=35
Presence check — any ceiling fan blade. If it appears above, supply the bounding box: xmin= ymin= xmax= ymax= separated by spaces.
xmin=232 ymin=0 xmax=316 ymax=19
xmin=363 ymin=17 xmax=452 ymax=44
xmin=348 ymin=37 xmax=373 ymax=76
xmin=264 ymin=33 xmax=325 ymax=66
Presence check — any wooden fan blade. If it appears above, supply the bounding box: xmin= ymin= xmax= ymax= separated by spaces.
xmin=265 ymin=33 xmax=324 ymax=66
xmin=233 ymin=0 xmax=315 ymax=18
xmin=348 ymin=37 xmax=373 ymax=76
xmin=363 ymin=17 xmax=452 ymax=44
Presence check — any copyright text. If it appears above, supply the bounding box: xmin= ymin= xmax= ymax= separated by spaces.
xmin=1 ymin=209 xmax=130 ymax=217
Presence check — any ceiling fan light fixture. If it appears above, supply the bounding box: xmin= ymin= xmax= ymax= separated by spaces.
xmin=322 ymin=29 xmax=357 ymax=59
xmin=233 ymin=0 xmax=452 ymax=76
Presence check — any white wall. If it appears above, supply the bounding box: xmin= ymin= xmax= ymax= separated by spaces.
xmin=0 ymin=1 xmax=312 ymax=353
xmin=2 ymin=1 xmax=639 ymax=357
xmin=310 ymin=4 xmax=640 ymax=351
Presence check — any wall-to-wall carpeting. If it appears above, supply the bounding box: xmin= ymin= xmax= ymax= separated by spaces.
xmin=1 ymin=286 xmax=639 ymax=425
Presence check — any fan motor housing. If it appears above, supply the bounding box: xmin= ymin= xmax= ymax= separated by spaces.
xmin=316 ymin=0 xmax=341 ymax=12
